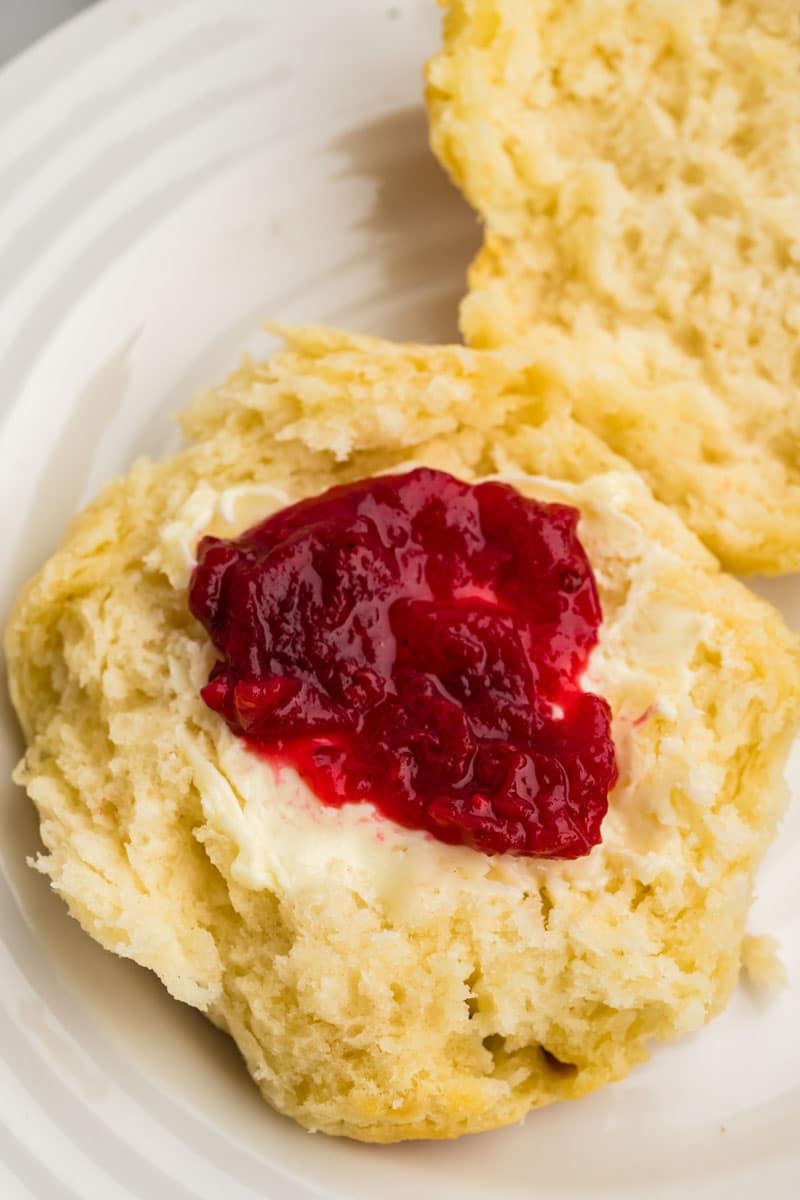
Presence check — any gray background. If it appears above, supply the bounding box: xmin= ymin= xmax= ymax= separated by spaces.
xmin=0 ymin=0 xmax=95 ymax=66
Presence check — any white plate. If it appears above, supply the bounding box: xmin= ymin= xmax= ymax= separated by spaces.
xmin=0 ymin=2 xmax=798 ymax=1197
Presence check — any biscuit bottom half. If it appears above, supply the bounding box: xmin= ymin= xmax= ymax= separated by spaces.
xmin=5 ymin=328 xmax=800 ymax=1141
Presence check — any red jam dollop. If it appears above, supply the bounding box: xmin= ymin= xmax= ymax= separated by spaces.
xmin=189 ymin=468 xmax=617 ymax=858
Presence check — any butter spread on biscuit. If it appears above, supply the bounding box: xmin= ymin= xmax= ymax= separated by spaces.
xmin=171 ymin=470 xmax=725 ymax=900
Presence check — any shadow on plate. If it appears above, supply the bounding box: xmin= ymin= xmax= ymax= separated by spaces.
xmin=329 ymin=104 xmax=482 ymax=344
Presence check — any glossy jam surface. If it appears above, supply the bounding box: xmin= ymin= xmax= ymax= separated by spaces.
xmin=189 ymin=469 xmax=617 ymax=858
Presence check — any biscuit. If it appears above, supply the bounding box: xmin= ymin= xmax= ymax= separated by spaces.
xmin=426 ymin=0 xmax=800 ymax=574
xmin=6 ymin=327 xmax=799 ymax=1140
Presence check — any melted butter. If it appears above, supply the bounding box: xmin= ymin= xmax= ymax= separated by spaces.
xmin=147 ymin=482 xmax=290 ymax=588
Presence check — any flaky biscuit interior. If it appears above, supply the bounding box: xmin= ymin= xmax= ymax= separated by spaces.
xmin=426 ymin=0 xmax=800 ymax=573
xmin=6 ymin=328 xmax=799 ymax=1141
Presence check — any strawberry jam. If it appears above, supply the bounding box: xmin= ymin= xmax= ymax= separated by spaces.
xmin=189 ymin=468 xmax=617 ymax=858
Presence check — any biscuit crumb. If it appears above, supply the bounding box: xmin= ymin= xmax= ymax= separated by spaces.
xmin=741 ymin=934 xmax=787 ymax=992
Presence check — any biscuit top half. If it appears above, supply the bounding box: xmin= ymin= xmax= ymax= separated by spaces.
xmin=427 ymin=0 xmax=800 ymax=574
